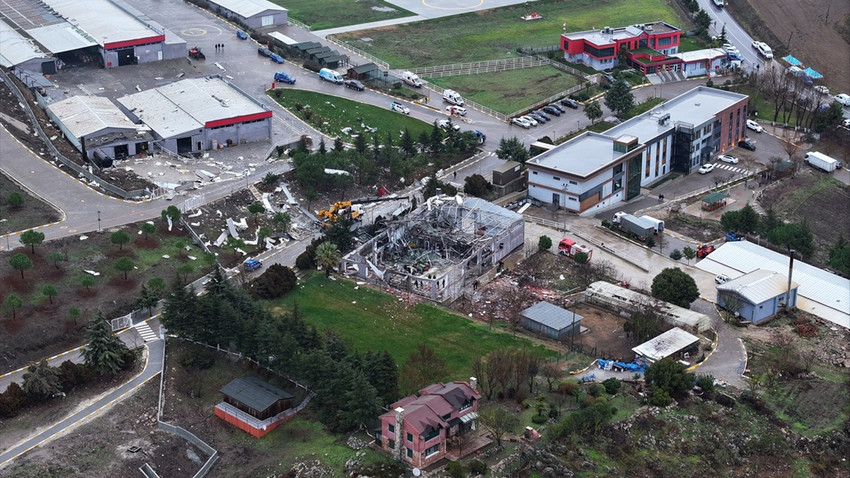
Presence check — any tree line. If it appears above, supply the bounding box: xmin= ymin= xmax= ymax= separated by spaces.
xmin=160 ymin=269 xmax=400 ymax=432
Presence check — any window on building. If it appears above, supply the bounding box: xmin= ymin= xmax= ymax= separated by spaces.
xmin=613 ymin=179 xmax=622 ymax=192
xmin=569 ymin=197 xmax=577 ymax=201
xmin=407 ymin=432 xmax=413 ymax=442
xmin=425 ymin=444 xmax=440 ymax=458
xmin=424 ymin=428 xmax=440 ymax=441
xmin=569 ymin=180 xmax=578 ymax=185
xmin=388 ymin=424 xmax=394 ymax=433
xmin=662 ymin=137 xmax=668 ymax=165
xmin=388 ymin=439 xmax=395 ymax=450
xmin=553 ymin=176 xmax=560 ymax=181
xmin=407 ymin=448 xmax=413 ymax=459
xmin=613 ymin=164 xmax=623 ymax=175
xmin=657 ymin=36 xmax=672 ymax=46
xmin=459 ymin=401 xmax=472 ymax=412
xmin=532 ymin=171 xmax=538 ymax=175
xmin=645 ymin=154 xmax=650 ymax=178
xmin=585 ymin=44 xmax=615 ymax=58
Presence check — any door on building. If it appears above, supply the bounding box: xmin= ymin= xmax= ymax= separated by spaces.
xmin=176 ymin=137 xmax=192 ymax=154
xmin=113 ymin=144 xmax=129 ymax=160
xmin=552 ymin=193 xmax=561 ymax=208
xmin=136 ymin=142 xmax=149 ymax=155
xmin=116 ymin=48 xmax=137 ymax=66
xmin=261 ymin=15 xmax=273 ymax=27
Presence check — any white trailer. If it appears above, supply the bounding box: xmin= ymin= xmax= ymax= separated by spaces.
xmin=640 ymin=216 xmax=665 ymax=233
xmin=805 ymin=151 xmax=841 ymax=173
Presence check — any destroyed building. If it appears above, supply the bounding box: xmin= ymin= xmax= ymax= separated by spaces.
xmin=342 ymin=195 xmax=524 ymax=303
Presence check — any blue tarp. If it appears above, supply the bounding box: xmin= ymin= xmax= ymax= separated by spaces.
xmin=782 ymin=55 xmax=801 ymax=66
xmin=803 ymin=67 xmax=823 ymax=79
xmin=597 ymin=359 xmax=646 ymax=374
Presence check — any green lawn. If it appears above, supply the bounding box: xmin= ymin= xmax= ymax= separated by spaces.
xmin=272 ymin=0 xmax=414 ymax=30
xmin=678 ymin=35 xmax=709 ymax=53
xmin=271 ymin=274 xmax=554 ymax=380
xmin=336 ymin=0 xmax=686 ymax=68
xmin=428 ymin=67 xmax=581 ymax=114
xmin=268 ymin=88 xmax=434 ymax=143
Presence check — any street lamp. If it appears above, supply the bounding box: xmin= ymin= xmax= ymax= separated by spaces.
xmin=97 ymin=210 xmax=101 ymax=232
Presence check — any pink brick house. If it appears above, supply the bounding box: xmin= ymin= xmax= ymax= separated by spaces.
xmin=376 ymin=380 xmax=480 ymax=468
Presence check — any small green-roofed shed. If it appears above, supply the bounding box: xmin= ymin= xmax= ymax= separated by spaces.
xmin=701 ymin=191 xmax=728 ymax=211
xmin=220 ymin=376 xmax=294 ymax=420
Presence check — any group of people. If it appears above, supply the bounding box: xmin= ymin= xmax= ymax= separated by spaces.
xmin=214 ymin=43 xmax=225 ymax=51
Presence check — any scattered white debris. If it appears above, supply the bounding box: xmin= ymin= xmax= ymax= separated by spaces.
xmin=560 ymin=274 xmax=565 ymax=280
xmin=84 ymin=270 xmax=100 ymax=276
xmin=188 ymin=255 xmax=197 ymax=261
xmin=79 ymin=235 xmax=88 ymax=240
xmin=162 ymin=255 xmax=170 ymax=259
xmin=191 ymin=222 xmax=200 ymax=227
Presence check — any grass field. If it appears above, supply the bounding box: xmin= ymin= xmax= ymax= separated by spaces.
xmin=271 ymin=274 xmax=555 ymax=380
xmin=268 ymin=88 xmax=434 ymax=143
xmin=272 ymin=0 xmax=414 ymax=30
xmin=336 ymin=0 xmax=686 ymax=68
xmin=428 ymin=67 xmax=581 ymax=114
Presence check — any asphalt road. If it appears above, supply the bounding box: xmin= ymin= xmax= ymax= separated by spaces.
xmin=0 ymin=338 xmax=164 ymax=469
xmin=699 ymin=0 xmax=764 ymax=72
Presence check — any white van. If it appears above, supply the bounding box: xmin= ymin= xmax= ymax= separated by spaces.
xmin=318 ymin=68 xmax=343 ymax=84
xmin=443 ymin=89 xmax=464 ymax=106
xmin=401 ymin=71 xmax=422 ymax=88
xmin=755 ymin=42 xmax=773 ymax=59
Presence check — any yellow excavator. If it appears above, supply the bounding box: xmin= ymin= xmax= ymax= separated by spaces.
xmin=317 ymin=195 xmax=408 ymax=225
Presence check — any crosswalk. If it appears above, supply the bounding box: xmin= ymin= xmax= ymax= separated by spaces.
xmin=711 ymin=162 xmax=749 ymax=175
xmin=133 ymin=322 xmax=159 ymax=342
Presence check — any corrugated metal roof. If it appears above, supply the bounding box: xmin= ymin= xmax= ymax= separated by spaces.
xmin=586 ymin=281 xmax=711 ymax=332
xmin=632 ymin=327 xmax=699 ymax=362
xmin=717 ymin=269 xmax=798 ymax=304
xmin=42 ymin=0 xmax=158 ymax=47
xmin=697 ymin=241 xmax=849 ymax=328
xmin=47 ymin=96 xmax=139 ymax=139
xmin=0 ymin=20 xmax=49 ymax=67
xmin=209 ymin=0 xmax=286 ymax=18
xmin=27 ymin=23 xmax=96 ymax=54
xmin=117 ymin=76 xmax=269 ymax=138
xmin=220 ymin=376 xmax=293 ymax=412
xmin=521 ymin=301 xmax=583 ymax=331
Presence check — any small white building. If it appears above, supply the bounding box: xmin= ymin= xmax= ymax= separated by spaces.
xmin=207 ymin=0 xmax=288 ymax=29
xmin=632 ymin=327 xmax=700 ymax=362
xmin=672 ymin=48 xmax=734 ymax=77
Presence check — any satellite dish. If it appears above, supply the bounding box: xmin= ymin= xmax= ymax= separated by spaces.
xmin=413 ymin=468 xmax=421 ymax=477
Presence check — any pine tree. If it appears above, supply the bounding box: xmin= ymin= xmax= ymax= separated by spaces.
xmin=22 ymin=360 xmax=62 ymax=400
xmin=82 ymin=311 xmax=128 ymax=375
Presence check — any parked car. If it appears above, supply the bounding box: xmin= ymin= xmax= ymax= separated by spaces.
xmin=835 ymin=93 xmax=850 ymax=106
xmin=243 ymin=259 xmax=263 ymax=272
xmin=698 ymin=163 xmax=715 ymax=174
xmin=270 ymin=54 xmax=285 ymax=64
xmin=236 ymin=30 xmax=248 ymax=40
xmin=746 ymin=119 xmax=763 ymax=132
xmin=511 ymin=117 xmax=531 ymax=128
xmin=437 ymin=119 xmax=460 ymax=131
xmin=718 ymin=154 xmax=739 ymax=164
xmin=390 ymin=101 xmax=410 ymax=115
xmin=258 ymin=47 xmax=272 ymax=57
xmin=715 ymin=274 xmax=731 ymax=284
xmin=273 ymin=72 xmax=296 ymax=84
xmin=813 ymin=85 xmax=829 ymax=95
xmin=530 ymin=111 xmax=548 ymax=122
xmin=549 ymin=103 xmax=567 ymax=113
xmin=738 ymin=139 xmax=757 ymax=151
xmin=344 ymin=79 xmax=365 ymax=91
xmin=542 ymin=105 xmax=561 ymax=116
xmin=520 ymin=115 xmax=538 ymax=126
xmin=561 ymin=98 xmax=580 ymax=109
xmin=446 ymin=105 xmax=467 ymax=116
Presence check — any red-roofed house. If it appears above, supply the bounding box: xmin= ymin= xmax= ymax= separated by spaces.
xmin=376 ymin=380 xmax=480 ymax=468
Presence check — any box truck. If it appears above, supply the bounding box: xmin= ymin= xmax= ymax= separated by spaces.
xmin=805 ymin=151 xmax=841 ymax=173
xmin=612 ymin=212 xmax=656 ymax=240
xmin=639 ymin=216 xmax=664 ymax=233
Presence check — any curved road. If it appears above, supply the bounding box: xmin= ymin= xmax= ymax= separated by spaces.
xmin=0 ymin=338 xmax=164 ymax=469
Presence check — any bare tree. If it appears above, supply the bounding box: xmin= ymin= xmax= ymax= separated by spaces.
xmin=471 ymin=355 xmax=493 ymax=400
xmin=781 ymin=135 xmax=802 ymax=176
xmin=541 ymin=363 xmax=562 ymax=392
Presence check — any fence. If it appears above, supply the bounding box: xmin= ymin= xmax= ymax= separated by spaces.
xmin=0 ymin=70 xmax=150 ymax=200
xmin=325 ymin=35 xmax=389 ymax=70
xmin=507 ymin=81 xmax=590 ymax=118
xmin=420 ymin=80 xmax=507 ymax=121
xmin=410 ymin=57 xmax=549 ymax=78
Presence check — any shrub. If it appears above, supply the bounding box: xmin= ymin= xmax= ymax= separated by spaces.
xmin=446 ymin=460 xmax=465 ymax=478
xmin=468 ymin=459 xmax=488 ymax=475
xmin=538 ymin=235 xmax=552 ymax=252
xmin=531 ymin=413 xmax=548 ymax=424
xmin=588 ymin=383 xmax=606 ymax=397
xmin=603 ymin=377 xmax=621 ymax=395
xmin=296 ymin=251 xmax=314 ymax=270
xmin=250 ymin=264 xmax=298 ymax=299
xmin=669 ymin=249 xmax=683 ymax=260
xmin=648 ymin=388 xmax=673 ymax=406
xmin=696 ymin=375 xmax=715 ymax=392
xmin=558 ymin=381 xmax=579 ymax=395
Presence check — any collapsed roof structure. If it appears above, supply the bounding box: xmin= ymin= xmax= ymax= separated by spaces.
xmin=342 ymin=195 xmax=524 ymax=303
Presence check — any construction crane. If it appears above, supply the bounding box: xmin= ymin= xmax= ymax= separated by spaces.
xmin=317 ymin=195 xmax=408 ymax=225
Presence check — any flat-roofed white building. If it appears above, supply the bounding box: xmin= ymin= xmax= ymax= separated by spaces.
xmin=527 ymin=86 xmax=748 ymax=214
xmin=632 ymin=327 xmax=700 ymax=362
xmin=697 ymin=241 xmax=849 ymax=328
xmin=46 ymin=95 xmax=153 ymax=164
xmin=208 ymin=0 xmax=288 ymax=29
xmin=117 ymin=75 xmax=272 ymax=155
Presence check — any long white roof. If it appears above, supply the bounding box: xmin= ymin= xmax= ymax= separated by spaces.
xmin=0 ymin=19 xmax=48 ymax=67
xmin=632 ymin=327 xmax=699 ymax=362
xmin=41 ymin=0 xmax=160 ymax=47
xmin=716 ymin=269 xmax=798 ymax=304
xmin=117 ymin=76 xmax=269 ymax=138
xmin=210 ymin=0 xmax=286 ymax=18
xmin=47 ymin=96 xmax=139 ymax=138
xmin=697 ymin=241 xmax=850 ymax=328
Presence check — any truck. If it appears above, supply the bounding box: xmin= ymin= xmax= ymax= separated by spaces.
xmin=639 ymin=216 xmax=664 ymax=233
xmin=612 ymin=212 xmax=656 ymax=240
xmin=401 ymin=71 xmax=422 ymax=88
xmin=243 ymin=259 xmax=263 ymax=272
xmin=804 ymin=151 xmax=842 ymax=173
xmin=318 ymin=68 xmax=343 ymax=84
xmin=443 ymin=89 xmax=464 ymax=106
xmin=558 ymin=238 xmax=593 ymax=262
